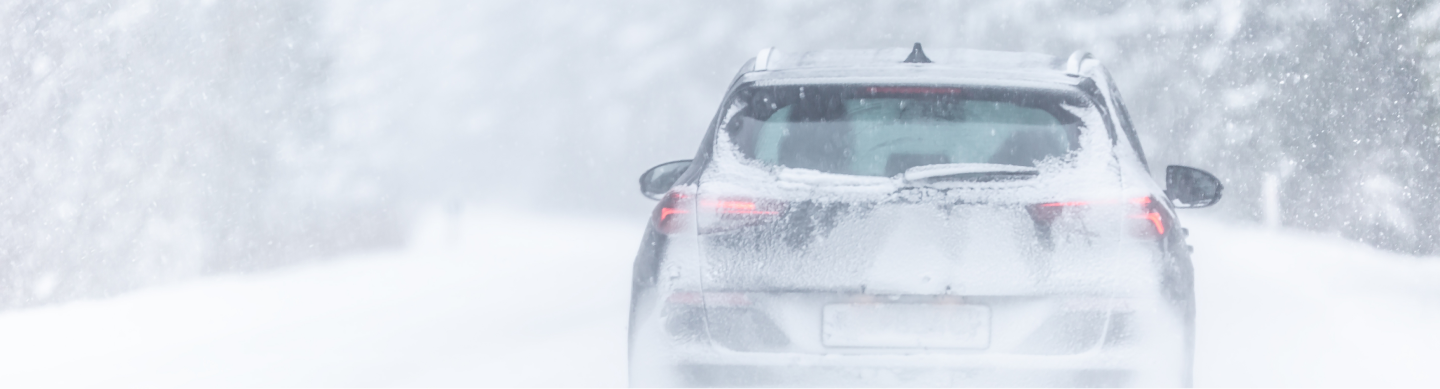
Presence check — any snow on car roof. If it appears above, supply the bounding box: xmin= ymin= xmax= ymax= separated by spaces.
xmin=768 ymin=47 xmax=1059 ymax=70
xmin=744 ymin=47 xmax=1082 ymax=87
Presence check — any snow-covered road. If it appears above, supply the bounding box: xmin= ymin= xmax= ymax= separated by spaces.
xmin=0 ymin=208 xmax=1436 ymax=387
xmin=1188 ymin=215 xmax=1440 ymax=387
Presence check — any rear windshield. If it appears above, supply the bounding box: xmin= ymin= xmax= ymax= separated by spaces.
xmin=720 ymin=84 xmax=1095 ymax=177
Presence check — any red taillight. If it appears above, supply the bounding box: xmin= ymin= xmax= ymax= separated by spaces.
xmin=652 ymin=193 xmax=786 ymax=235
xmin=1129 ymin=197 xmax=1165 ymax=235
xmin=699 ymin=199 xmax=778 ymax=215
xmin=1032 ymin=196 xmax=1165 ymax=237
xmin=653 ymin=192 xmax=692 ymax=234
xmin=697 ymin=197 xmax=786 ymax=234
xmin=660 ymin=204 xmax=688 ymax=222
xmin=866 ymin=86 xmax=964 ymax=95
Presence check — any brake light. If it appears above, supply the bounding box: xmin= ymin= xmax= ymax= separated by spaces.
xmin=660 ymin=204 xmax=688 ymax=222
xmin=653 ymin=192 xmax=693 ymax=234
xmin=1032 ymin=196 xmax=1165 ymax=237
xmin=700 ymin=200 xmax=777 ymax=215
xmin=697 ymin=197 xmax=786 ymax=234
xmin=652 ymin=193 xmax=786 ymax=235
xmin=1130 ymin=197 xmax=1165 ymax=235
xmin=865 ymin=86 xmax=964 ymax=95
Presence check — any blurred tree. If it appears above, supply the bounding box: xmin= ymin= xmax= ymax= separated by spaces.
xmin=7 ymin=0 xmax=1440 ymax=310
xmin=0 ymin=1 xmax=399 ymax=308
xmin=328 ymin=0 xmax=1440 ymax=255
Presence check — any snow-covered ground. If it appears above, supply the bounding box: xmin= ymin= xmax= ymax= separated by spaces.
xmin=1188 ymin=214 xmax=1440 ymax=387
xmin=0 ymin=207 xmax=1436 ymax=387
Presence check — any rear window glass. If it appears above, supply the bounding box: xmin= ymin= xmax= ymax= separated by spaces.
xmin=721 ymin=85 xmax=1092 ymax=177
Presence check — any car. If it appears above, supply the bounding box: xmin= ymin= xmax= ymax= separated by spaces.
xmin=627 ymin=43 xmax=1223 ymax=387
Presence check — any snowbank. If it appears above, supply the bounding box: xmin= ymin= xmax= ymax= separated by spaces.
xmin=0 ymin=208 xmax=640 ymax=387
xmin=1186 ymin=214 xmax=1440 ymax=387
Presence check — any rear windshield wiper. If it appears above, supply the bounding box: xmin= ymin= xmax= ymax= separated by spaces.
xmin=901 ymin=163 xmax=1039 ymax=184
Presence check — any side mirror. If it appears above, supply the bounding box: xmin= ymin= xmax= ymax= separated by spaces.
xmin=639 ymin=160 xmax=692 ymax=200
xmin=1166 ymin=165 xmax=1223 ymax=208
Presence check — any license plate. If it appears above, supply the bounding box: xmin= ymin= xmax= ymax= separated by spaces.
xmin=822 ymin=304 xmax=990 ymax=348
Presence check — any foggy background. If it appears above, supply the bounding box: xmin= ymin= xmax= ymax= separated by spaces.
xmin=1 ymin=0 xmax=1438 ymax=331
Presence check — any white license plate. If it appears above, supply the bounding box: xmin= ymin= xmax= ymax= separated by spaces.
xmin=822 ymin=304 xmax=990 ymax=348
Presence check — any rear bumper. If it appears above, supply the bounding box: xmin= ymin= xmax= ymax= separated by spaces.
xmin=632 ymin=347 xmax=1182 ymax=387
xmin=669 ymin=364 xmax=1130 ymax=387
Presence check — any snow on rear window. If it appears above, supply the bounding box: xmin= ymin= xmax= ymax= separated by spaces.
xmin=721 ymin=84 xmax=1091 ymax=177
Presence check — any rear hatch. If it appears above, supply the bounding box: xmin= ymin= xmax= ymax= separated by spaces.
xmin=684 ymin=173 xmax=1163 ymax=355
xmin=679 ymin=79 xmax=1163 ymax=356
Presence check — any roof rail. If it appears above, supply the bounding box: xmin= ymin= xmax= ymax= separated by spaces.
xmin=1065 ymin=51 xmax=1093 ymax=77
xmin=754 ymin=47 xmax=775 ymax=71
